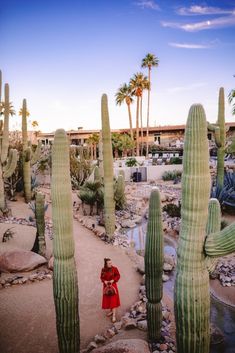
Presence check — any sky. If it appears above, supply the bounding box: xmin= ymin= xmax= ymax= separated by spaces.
xmin=1 ymin=0 xmax=235 ymax=132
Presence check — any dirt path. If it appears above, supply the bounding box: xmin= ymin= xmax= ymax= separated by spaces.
xmin=0 ymin=197 xmax=141 ymax=352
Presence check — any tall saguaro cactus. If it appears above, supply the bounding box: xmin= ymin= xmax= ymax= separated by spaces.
xmin=21 ymin=98 xmax=41 ymax=202
xmin=52 ymin=129 xmax=80 ymax=353
xmin=208 ymin=87 xmax=235 ymax=189
xmin=0 ymin=83 xmax=18 ymax=213
xmin=101 ymin=94 xmax=115 ymax=239
xmin=145 ymin=187 xmax=163 ymax=341
xmin=175 ymin=104 xmax=235 ymax=353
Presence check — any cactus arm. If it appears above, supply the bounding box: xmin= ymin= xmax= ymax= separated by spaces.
xmin=31 ymin=140 xmax=42 ymax=165
xmin=145 ymin=187 xmax=163 ymax=341
xmin=205 ymin=222 xmax=235 ymax=257
xmin=101 ymin=94 xmax=115 ymax=239
xmin=51 ymin=129 xmax=80 ymax=353
xmin=205 ymin=198 xmax=221 ymax=273
xmin=207 ymin=122 xmax=221 ymax=147
xmin=174 ymin=105 xmax=211 ymax=353
xmin=1 ymin=84 xmax=10 ymax=164
xmin=3 ymin=149 xmax=18 ymax=179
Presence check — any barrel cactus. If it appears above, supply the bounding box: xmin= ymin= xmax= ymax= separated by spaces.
xmin=21 ymin=98 xmax=41 ymax=202
xmin=175 ymin=104 xmax=235 ymax=353
xmin=0 ymin=83 xmax=18 ymax=213
xmin=101 ymin=94 xmax=115 ymax=239
xmin=51 ymin=129 xmax=80 ymax=353
xmin=145 ymin=187 xmax=163 ymax=341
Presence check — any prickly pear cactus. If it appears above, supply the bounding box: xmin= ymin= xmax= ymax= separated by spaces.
xmin=145 ymin=187 xmax=163 ymax=341
xmin=51 ymin=129 xmax=80 ymax=353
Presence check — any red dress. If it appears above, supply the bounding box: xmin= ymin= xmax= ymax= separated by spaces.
xmin=100 ymin=266 xmax=121 ymax=309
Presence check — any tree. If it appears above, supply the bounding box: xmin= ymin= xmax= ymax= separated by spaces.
xmin=115 ymin=83 xmax=134 ymax=141
xmin=141 ymin=53 xmax=159 ymax=156
xmin=0 ymin=101 xmax=15 ymax=116
xmin=111 ymin=132 xmax=122 ymax=158
xmin=229 ymin=86 xmax=235 ymax=115
xmin=130 ymin=72 xmax=149 ymax=156
xmin=86 ymin=133 xmax=99 ymax=160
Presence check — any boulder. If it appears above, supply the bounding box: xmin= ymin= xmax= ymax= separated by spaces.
xmin=120 ymin=219 xmax=136 ymax=228
xmin=0 ymin=250 xmax=47 ymax=273
xmin=92 ymin=339 xmax=151 ymax=353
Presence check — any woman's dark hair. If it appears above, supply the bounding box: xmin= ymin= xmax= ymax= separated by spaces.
xmin=104 ymin=258 xmax=111 ymax=268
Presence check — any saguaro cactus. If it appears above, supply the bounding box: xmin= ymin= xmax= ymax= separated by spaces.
xmin=98 ymin=130 xmax=104 ymax=177
xmin=32 ymin=192 xmax=46 ymax=257
xmin=114 ymin=174 xmax=126 ymax=210
xmin=145 ymin=187 xmax=163 ymax=341
xmin=175 ymin=104 xmax=235 ymax=353
xmin=0 ymin=83 xmax=18 ymax=213
xmin=51 ymin=129 xmax=80 ymax=353
xmin=101 ymin=94 xmax=115 ymax=239
xmin=21 ymin=98 xmax=41 ymax=202
xmin=208 ymin=88 xmax=235 ymax=189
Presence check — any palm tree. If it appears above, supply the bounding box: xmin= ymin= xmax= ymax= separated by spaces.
xmin=115 ymin=83 xmax=134 ymax=141
xmin=141 ymin=53 xmax=159 ymax=156
xmin=130 ymin=72 xmax=149 ymax=156
xmin=87 ymin=133 xmax=99 ymax=160
xmin=229 ymin=78 xmax=235 ymax=115
xmin=0 ymin=101 xmax=16 ymax=116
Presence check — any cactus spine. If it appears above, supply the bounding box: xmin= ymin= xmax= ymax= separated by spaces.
xmin=21 ymin=99 xmax=41 ymax=202
xmin=175 ymin=104 xmax=235 ymax=353
xmin=52 ymin=129 xmax=80 ymax=353
xmin=0 ymin=83 xmax=18 ymax=212
xmin=145 ymin=187 xmax=163 ymax=341
xmin=32 ymin=192 xmax=46 ymax=257
xmin=101 ymin=94 xmax=115 ymax=239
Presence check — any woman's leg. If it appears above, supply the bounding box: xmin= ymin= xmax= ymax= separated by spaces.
xmin=112 ymin=308 xmax=116 ymax=322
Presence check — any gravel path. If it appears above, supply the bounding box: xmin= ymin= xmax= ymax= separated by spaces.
xmin=0 ymin=197 xmax=141 ymax=352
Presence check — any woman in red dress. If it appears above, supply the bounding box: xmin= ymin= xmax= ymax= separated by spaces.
xmin=100 ymin=258 xmax=120 ymax=323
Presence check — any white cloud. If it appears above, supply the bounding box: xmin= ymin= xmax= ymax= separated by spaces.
xmin=169 ymin=42 xmax=212 ymax=49
xmin=135 ymin=1 xmax=160 ymax=10
xmin=168 ymin=82 xmax=207 ymax=94
xmin=177 ymin=5 xmax=235 ymax=16
xmin=162 ymin=13 xmax=235 ymax=32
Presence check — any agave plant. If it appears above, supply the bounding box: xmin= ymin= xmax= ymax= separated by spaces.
xmin=211 ymin=171 xmax=235 ymax=212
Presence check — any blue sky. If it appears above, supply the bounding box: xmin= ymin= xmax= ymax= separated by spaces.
xmin=1 ymin=0 xmax=235 ymax=132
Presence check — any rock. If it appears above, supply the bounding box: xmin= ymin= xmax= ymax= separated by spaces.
xmin=120 ymin=219 xmax=136 ymax=228
xmin=94 ymin=335 xmax=106 ymax=344
xmin=162 ymin=274 xmax=169 ymax=282
xmin=159 ymin=343 xmax=168 ymax=351
xmin=87 ymin=341 xmax=98 ymax=351
xmin=92 ymin=339 xmax=151 ymax=353
xmin=210 ymin=323 xmax=224 ymax=345
xmin=123 ymin=318 xmax=137 ymax=330
xmin=0 ymin=250 xmax=47 ymax=273
xmin=140 ymin=275 xmax=145 ymax=285
xmin=113 ymin=321 xmax=123 ymax=331
xmin=137 ymin=320 xmax=147 ymax=331
xmin=163 ymin=263 xmax=173 ymax=272
xmin=48 ymin=256 xmax=54 ymax=270
xmin=164 ymin=254 xmax=175 ymax=267
xmin=105 ymin=328 xmax=116 ymax=338
xmin=136 ymin=258 xmax=145 ymax=274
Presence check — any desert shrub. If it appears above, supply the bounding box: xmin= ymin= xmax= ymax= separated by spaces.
xmin=79 ymin=181 xmax=104 ymax=215
xmin=163 ymin=203 xmax=181 ymax=218
xmin=162 ymin=170 xmax=182 ymax=181
xmin=170 ymin=157 xmax=182 ymax=164
xmin=125 ymin=157 xmax=138 ymax=167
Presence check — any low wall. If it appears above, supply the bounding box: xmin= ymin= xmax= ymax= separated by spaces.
xmin=114 ymin=164 xmax=183 ymax=182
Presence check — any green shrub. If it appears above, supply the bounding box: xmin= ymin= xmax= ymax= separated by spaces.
xmin=125 ymin=157 xmax=138 ymax=167
xmin=163 ymin=203 xmax=181 ymax=217
xmin=162 ymin=170 xmax=182 ymax=181
xmin=170 ymin=157 xmax=182 ymax=164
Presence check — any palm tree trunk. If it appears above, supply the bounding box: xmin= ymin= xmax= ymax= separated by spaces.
xmin=140 ymin=96 xmax=144 ymax=156
xmin=146 ymin=67 xmax=151 ymax=157
xmin=136 ymin=96 xmax=140 ymax=156
xmin=127 ymin=103 xmax=133 ymax=141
